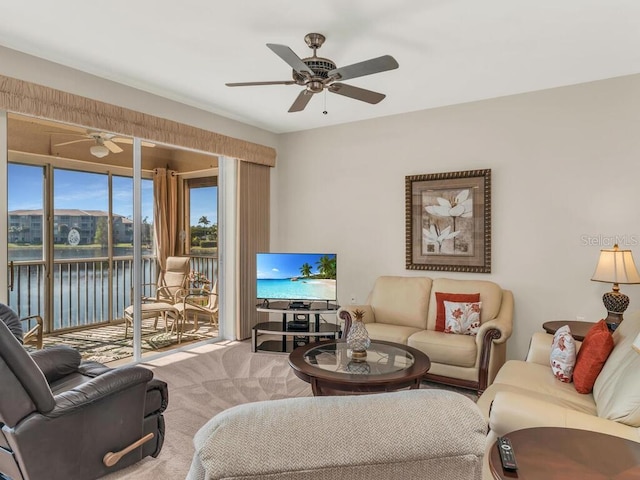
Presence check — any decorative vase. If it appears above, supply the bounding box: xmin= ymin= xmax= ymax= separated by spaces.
xmin=347 ymin=309 xmax=371 ymax=360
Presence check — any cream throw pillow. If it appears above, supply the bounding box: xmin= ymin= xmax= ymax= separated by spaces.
xmin=549 ymin=325 xmax=576 ymax=383
xmin=593 ymin=312 xmax=640 ymax=427
xmin=443 ymin=301 xmax=481 ymax=335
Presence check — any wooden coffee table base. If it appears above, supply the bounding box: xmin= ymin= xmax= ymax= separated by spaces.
xmin=289 ymin=340 xmax=431 ymax=396
xmin=489 ymin=427 xmax=640 ymax=479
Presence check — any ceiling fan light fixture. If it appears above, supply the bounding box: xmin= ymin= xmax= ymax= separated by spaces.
xmin=90 ymin=144 xmax=109 ymax=158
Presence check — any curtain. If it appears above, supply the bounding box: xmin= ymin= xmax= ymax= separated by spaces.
xmin=153 ymin=168 xmax=178 ymax=270
xmin=236 ymin=162 xmax=270 ymax=339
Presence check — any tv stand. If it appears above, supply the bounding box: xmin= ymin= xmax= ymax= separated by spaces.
xmin=253 ymin=301 xmax=341 ymax=353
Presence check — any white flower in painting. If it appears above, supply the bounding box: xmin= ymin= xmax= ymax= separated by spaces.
xmin=423 ymin=225 xmax=460 ymax=249
xmin=425 ymin=190 xmax=472 ymax=218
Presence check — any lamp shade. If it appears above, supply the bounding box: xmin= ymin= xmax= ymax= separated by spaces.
xmin=591 ymin=245 xmax=640 ymax=285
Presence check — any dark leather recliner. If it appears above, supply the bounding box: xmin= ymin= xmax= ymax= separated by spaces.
xmin=0 ymin=320 xmax=168 ymax=480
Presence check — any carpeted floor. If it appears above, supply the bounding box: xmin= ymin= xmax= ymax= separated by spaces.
xmin=102 ymin=339 xmax=477 ymax=480
xmin=102 ymin=339 xmax=311 ymax=479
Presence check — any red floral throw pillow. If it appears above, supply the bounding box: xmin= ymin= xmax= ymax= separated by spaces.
xmin=549 ymin=325 xmax=576 ymax=383
xmin=573 ymin=319 xmax=614 ymax=394
xmin=435 ymin=292 xmax=480 ymax=332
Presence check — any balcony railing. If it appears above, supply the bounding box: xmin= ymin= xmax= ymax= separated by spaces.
xmin=7 ymin=255 xmax=217 ymax=334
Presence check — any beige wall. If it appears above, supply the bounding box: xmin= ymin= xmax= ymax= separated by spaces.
xmin=275 ymin=74 xmax=640 ymax=360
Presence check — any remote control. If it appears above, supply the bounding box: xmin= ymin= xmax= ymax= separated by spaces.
xmin=497 ymin=436 xmax=518 ymax=471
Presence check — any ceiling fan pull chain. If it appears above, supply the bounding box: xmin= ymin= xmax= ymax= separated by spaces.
xmin=323 ymin=90 xmax=328 ymax=115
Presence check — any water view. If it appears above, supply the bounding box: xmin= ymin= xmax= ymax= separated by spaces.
xmin=9 ymin=247 xmax=156 ymax=330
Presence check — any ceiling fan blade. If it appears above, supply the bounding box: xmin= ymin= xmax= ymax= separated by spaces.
xmin=47 ymin=132 xmax=89 ymax=137
xmin=54 ymin=138 xmax=91 ymax=147
xmin=111 ymin=137 xmax=156 ymax=148
xmin=329 ymin=83 xmax=386 ymax=104
xmin=104 ymin=140 xmax=124 ymax=154
xmin=329 ymin=55 xmax=399 ymax=82
xmin=226 ymin=80 xmax=296 ymax=87
xmin=266 ymin=44 xmax=314 ymax=76
xmin=288 ymin=90 xmax=314 ymax=113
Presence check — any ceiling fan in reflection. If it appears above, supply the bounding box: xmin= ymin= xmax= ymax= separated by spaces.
xmin=53 ymin=131 xmax=155 ymax=158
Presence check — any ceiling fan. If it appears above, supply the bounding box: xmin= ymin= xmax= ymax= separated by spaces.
xmin=226 ymin=33 xmax=399 ymax=113
xmin=52 ymin=131 xmax=155 ymax=158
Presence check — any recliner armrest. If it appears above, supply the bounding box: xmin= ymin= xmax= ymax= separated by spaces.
xmin=78 ymin=360 xmax=114 ymax=378
xmin=30 ymin=346 xmax=82 ymax=384
xmin=48 ymin=365 xmax=154 ymax=417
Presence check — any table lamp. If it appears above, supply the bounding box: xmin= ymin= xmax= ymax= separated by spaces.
xmin=591 ymin=244 xmax=640 ymax=330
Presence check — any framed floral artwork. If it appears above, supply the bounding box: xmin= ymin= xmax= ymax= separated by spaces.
xmin=405 ymin=169 xmax=491 ymax=273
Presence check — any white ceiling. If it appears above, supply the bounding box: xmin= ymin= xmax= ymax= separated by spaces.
xmin=0 ymin=1 xmax=639 ymax=134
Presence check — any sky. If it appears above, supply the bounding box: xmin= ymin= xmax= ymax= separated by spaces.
xmin=8 ymin=164 xmax=217 ymax=226
xmin=256 ymin=253 xmax=336 ymax=279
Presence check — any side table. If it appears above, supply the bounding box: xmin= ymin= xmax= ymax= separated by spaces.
xmin=489 ymin=427 xmax=640 ymax=479
xmin=542 ymin=320 xmax=595 ymax=341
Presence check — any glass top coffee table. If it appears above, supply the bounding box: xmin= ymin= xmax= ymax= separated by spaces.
xmin=288 ymin=340 xmax=431 ymax=396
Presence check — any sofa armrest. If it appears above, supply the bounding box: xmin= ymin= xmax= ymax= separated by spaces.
xmin=525 ymin=332 xmax=555 ymax=365
xmin=475 ymin=290 xmax=514 ymax=346
xmin=30 ymin=346 xmax=82 ymax=384
xmin=488 ymin=391 xmax=640 ymax=442
xmin=525 ymin=331 xmax=583 ymax=365
xmin=48 ymin=365 xmax=153 ymax=417
xmin=337 ymin=304 xmax=375 ymax=338
xmin=337 ymin=305 xmax=375 ymax=323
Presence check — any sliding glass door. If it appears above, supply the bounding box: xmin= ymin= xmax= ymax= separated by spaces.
xmin=4 ymin=112 xmax=221 ymax=362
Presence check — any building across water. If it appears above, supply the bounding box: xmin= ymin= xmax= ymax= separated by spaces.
xmin=9 ymin=209 xmax=136 ymax=245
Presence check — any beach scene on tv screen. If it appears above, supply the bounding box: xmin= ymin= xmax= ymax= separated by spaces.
xmin=257 ymin=253 xmax=337 ymax=301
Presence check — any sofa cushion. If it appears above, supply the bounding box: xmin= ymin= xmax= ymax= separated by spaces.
xmin=435 ymin=292 xmax=480 ymax=332
xmin=593 ymin=312 xmax=640 ymax=427
xmin=366 ymin=323 xmax=422 ymax=345
xmin=491 ymin=360 xmax=597 ymax=415
xmin=408 ymin=330 xmax=477 ymax=368
xmin=427 ymin=279 xmax=502 ymax=330
xmin=573 ymin=320 xmax=614 ymax=394
xmin=443 ymin=301 xmax=481 ymax=335
xmin=369 ymin=276 xmax=432 ymax=329
xmin=549 ymin=325 xmax=576 ymax=383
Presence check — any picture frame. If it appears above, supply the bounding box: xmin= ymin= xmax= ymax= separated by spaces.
xmin=405 ymin=169 xmax=491 ymax=273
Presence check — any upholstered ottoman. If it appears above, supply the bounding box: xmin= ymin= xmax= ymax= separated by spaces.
xmin=188 ymin=389 xmax=486 ymax=480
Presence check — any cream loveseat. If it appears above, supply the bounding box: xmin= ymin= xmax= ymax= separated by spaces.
xmin=338 ymin=276 xmax=514 ymax=394
xmin=477 ymin=310 xmax=640 ymax=447
xmin=188 ymin=389 xmax=487 ymax=480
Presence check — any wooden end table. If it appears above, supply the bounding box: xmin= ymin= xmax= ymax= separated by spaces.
xmin=489 ymin=427 xmax=640 ymax=479
xmin=288 ymin=339 xmax=431 ymax=396
xmin=542 ymin=320 xmax=595 ymax=341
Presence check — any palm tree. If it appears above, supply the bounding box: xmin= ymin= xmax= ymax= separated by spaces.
xmin=198 ymin=216 xmax=210 ymax=227
xmin=316 ymin=255 xmax=336 ymax=279
xmin=299 ymin=263 xmax=313 ymax=278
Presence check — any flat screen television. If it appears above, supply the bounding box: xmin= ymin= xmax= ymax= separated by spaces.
xmin=256 ymin=253 xmax=337 ymax=304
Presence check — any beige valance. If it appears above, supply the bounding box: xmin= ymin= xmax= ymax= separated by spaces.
xmin=0 ymin=74 xmax=276 ymax=166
